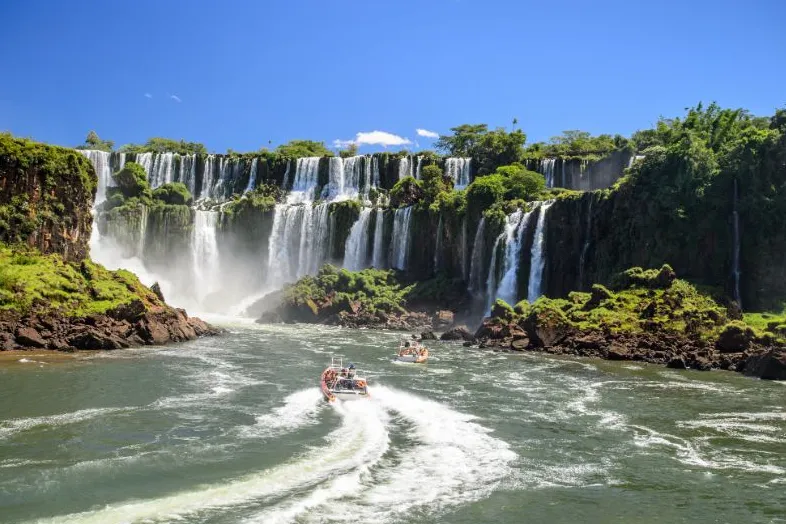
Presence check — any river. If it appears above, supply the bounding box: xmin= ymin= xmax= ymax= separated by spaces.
xmin=1 ymin=320 xmax=784 ymax=523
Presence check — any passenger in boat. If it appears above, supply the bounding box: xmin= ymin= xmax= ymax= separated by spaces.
xmin=347 ymin=363 xmax=356 ymax=378
xmin=340 ymin=368 xmax=348 ymax=378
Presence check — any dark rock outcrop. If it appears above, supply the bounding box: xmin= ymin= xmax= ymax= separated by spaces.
xmin=440 ymin=326 xmax=474 ymax=342
xmin=744 ymin=349 xmax=786 ymax=380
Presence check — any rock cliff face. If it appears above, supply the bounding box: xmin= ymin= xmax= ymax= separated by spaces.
xmin=0 ymin=136 xmax=219 ymax=351
xmin=0 ymin=134 xmax=96 ymax=261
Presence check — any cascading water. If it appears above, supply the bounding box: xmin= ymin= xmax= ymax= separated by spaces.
xmin=149 ymin=153 xmax=174 ymax=188
xmin=136 ymin=152 xmax=153 ymax=175
xmin=415 ymin=156 xmax=423 ymax=180
xmin=461 ymin=217 xmax=468 ymax=281
xmin=389 ymin=207 xmax=413 ymax=270
xmin=445 ymin=158 xmax=471 ymax=189
xmin=244 ymin=158 xmax=258 ymax=193
xmin=484 ymin=235 xmax=503 ymax=311
xmin=78 ymin=150 xmax=112 ymax=204
xmin=494 ymin=209 xmax=534 ymax=307
xmin=541 ymin=158 xmax=556 ymax=188
xmin=468 ymin=217 xmax=486 ymax=295
xmin=527 ymin=202 xmax=553 ymax=303
xmin=343 ymin=208 xmax=373 ymax=270
xmin=192 ymin=210 xmax=220 ymax=301
xmin=288 ymin=157 xmax=320 ymax=203
xmin=371 ymin=209 xmax=385 ymax=269
xmin=398 ymin=156 xmax=413 ymax=180
xmin=200 ymin=155 xmax=215 ymax=199
xmin=371 ymin=156 xmax=380 ymax=188
xmin=282 ymin=160 xmax=292 ymax=190
xmin=732 ymin=178 xmax=742 ymax=307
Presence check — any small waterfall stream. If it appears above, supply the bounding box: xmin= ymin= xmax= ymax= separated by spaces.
xmin=244 ymin=158 xmax=258 ymax=193
xmin=192 ymin=210 xmax=220 ymax=301
xmin=445 ymin=158 xmax=472 ymax=189
xmin=527 ymin=202 xmax=553 ymax=303
xmin=371 ymin=209 xmax=385 ymax=268
xmin=390 ymin=207 xmax=413 ymax=270
xmin=578 ymin=196 xmax=593 ymax=289
xmin=468 ymin=217 xmax=487 ymax=295
xmin=344 ymin=208 xmax=373 ymax=270
xmin=434 ymin=215 xmax=443 ymax=272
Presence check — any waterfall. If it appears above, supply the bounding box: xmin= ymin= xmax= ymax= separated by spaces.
xmin=527 ymin=202 xmax=553 ymax=303
xmin=266 ymin=202 xmax=330 ymax=284
xmin=343 ymin=208 xmax=373 ymax=270
xmin=484 ymin=234 xmax=503 ymax=311
xmin=468 ymin=217 xmax=486 ymax=294
xmin=371 ymin=156 xmax=380 ymax=188
xmin=149 ymin=153 xmax=175 ymax=188
xmin=282 ymin=160 xmax=292 ymax=189
xmin=398 ymin=156 xmax=413 ymax=180
xmin=244 ymin=158 xmax=258 ymax=193
xmin=415 ymin=156 xmax=423 ymax=179
xmin=732 ymin=178 xmax=742 ymax=307
xmin=371 ymin=209 xmax=385 ymax=268
xmin=200 ymin=155 xmax=215 ymax=199
xmin=289 ymin=157 xmax=320 ymax=203
xmin=578 ymin=196 xmax=593 ymax=289
xmin=390 ymin=206 xmax=413 ymax=270
xmin=136 ymin=204 xmax=149 ymax=258
xmin=192 ymin=210 xmax=220 ymax=300
xmin=445 ymin=158 xmax=471 ymax=189
xmin=324 ymin=156 xmax=367 ymax=201
xmin=136 ymin=152 xmax=153 ymax=175
xmin=78 ymin=150 xmax=112 ymax=204
xmin=540 ymin=158 xmax=556 ymax=188
xmin=496 ymin=210 xmax=534 ymax=306
xmin=434 ymin=215 xmax=443 ymax=272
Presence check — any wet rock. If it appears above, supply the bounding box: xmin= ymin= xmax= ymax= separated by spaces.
xmin=420 ymin=331 xmax=437 ymax=341
xmin=440 ymin=326 xmax=474 ymax=342
xmin=607 ymin=343 xmax=630 ymax=360
xmin=15 ymin=327 xmax=47 ymax=348
xmin=666 ymin=356 xmax=687 ymax=369
xmin=744 ymin=349 xmax=786 ymax=380
xmin=510 ymin=338 xmax=529 ymax=351
xmin=150 ymin=282 xmax=165 ymax=303
xmin=716 ymin=323 xmax=754 ymax=352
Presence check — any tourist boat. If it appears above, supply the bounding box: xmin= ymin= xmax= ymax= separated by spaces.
xmin=395 ymin=338 xmax=429 ymax=364
xmin=320 ymin=357 xmax=369 ymax=402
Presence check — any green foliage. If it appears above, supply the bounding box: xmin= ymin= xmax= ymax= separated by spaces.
xmin=338 ymin=143 xmax=359 ymax=158
xmin=420 ymin=164 xmax=451 ymax=205
xmin=0 ymin=134 xmax=96 ymax=246
xmin=75 ymin=130 xmax=114 ymax=152
xmin=526 ymin=130 xmax=619 ymax=159
xmin=390 ymin=176 xmax=424 ymax=208
xmin=152 ymin=182 xmax=193 ymax=206
xmin=466 ymin=174 xmax=506 ymax=216
xmin=435 ymin=124 xmax=526 ymax=175
xmin=0 ymin=244 xmax=161 ymax=317
xmin=110 ymin=162 xmax=152 ymax=201
xmin=284 ymin=264 xmax=413 ymax=314
xmin=275 ymin=140 xmax=333 ymax=158
xmin=119 ymin=137 xmax=207 ymax=155
xmin=222 ymin=183 xmax=282 ymax=216
xmin=495 ymin=163 xmax=546 ymax=200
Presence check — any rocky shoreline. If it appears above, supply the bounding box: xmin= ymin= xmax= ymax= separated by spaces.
xmin=467 ymin=316 xmax=786 ymax=380
xmin=1 ymin=299 xmax=219 ymax=352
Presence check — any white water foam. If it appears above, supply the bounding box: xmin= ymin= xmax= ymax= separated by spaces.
xmin=33 ymin=397 xmax=390 ymax=524
xmin=0 ymin=407 xmax=131 ymax=440
xmin=238 ymin=388 xmax=324 ymax=439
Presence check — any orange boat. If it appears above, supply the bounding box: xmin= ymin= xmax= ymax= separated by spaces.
xmin=320 ymin=357 xmax=369 ymax=402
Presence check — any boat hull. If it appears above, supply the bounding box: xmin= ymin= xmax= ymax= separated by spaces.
xmin=395 ymin=355 xmax=427 ymax=364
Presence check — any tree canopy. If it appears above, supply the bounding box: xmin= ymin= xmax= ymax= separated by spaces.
xmin=275 ymin=140 xmax=333 ymax=158
xmin=75 ymin=130 xmax=114 ymax=152
xmin=435 ymin=124 xmax=526 ymax=176
xmin=119 ymin=138 xmax=207 ymax=155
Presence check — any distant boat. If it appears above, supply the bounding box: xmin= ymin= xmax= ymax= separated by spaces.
xmin=395 ymin=338 xmax=429 ymax=364
xmin=320 ymin=357 xmax=369 ymax=402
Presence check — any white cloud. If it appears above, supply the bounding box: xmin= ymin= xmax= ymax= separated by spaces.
xmin=332 ymin=139 xmax=356 ymax=149
xmin=170 ymin=94 xmax=182 ymax=103
xmin=144 ymin=93 xmax=153 ymax=99
xmin=333 ymin=130 xmax=412 ymax=149
xmin=416 ymin=128 xmax=439 ymax=138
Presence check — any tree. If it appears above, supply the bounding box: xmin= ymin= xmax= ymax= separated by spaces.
xmin=435 ymin=124 xmax=526 ymax=175
xmin=119 ymin=138 xmax=207 ymax=155
xmin=339 ymin=143 xmax=359 ymax=158
xmin=276 ymin=140 xmax=333 ymax=157
xmin=110 ymin=162 xmax=151 ymax=200
xmin=420 ymin=164 xmax=451 ymax=204
xmin=496 ymin=163 xmax=545 ymax=200
xmin=76 ymin=130 xmax=114 ymax=152
xmin=466 ymin=174 xmax=506 ymax=216
xmin=152 ymin=182 xmax=193 ymax=206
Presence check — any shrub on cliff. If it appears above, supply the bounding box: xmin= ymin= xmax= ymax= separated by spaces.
xmin=152 ymin=182 xmax=193 ymax=206
xmin=466 ymin=174 xmax=505 ymax=216
xmin=275 ymin=140 xmax=333 ymax=158
xmin=119 ymin=138 xmax=207 ymax=155
xmin=110 ymin=163 xmax=152 ymax=201
xmin=496 ymin=163 xmax=546 ymax=200
xmin=75 ymin=130 xmax=114 ymax=152
xmin=390 ymin=176 xmax=424 ymax=208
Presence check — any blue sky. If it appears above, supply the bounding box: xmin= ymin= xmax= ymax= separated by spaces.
xmin=0 ymin=0 xmax=784 ymax=153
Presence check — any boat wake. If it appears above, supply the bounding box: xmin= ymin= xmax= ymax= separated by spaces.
xmin=30 ymin=387 xmax=515 ymax=524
